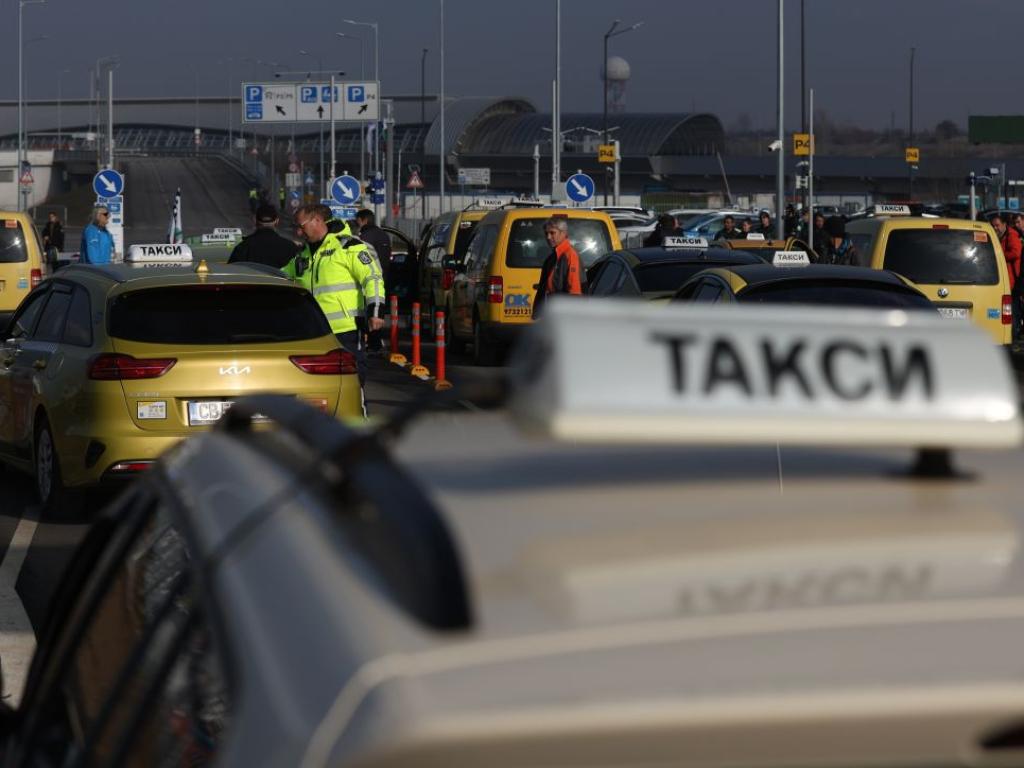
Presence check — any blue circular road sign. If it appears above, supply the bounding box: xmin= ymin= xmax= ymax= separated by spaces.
xmin=565 ymin=172 xmax=595 ymax=204
xmin=330 ymin=175 xmax=361 ymax=205
xmin=93 ymin=169 xmax=125 ymax=198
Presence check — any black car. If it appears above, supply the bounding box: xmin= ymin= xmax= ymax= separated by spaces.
xmin=586 ymin=246 xmax=764 ymax=300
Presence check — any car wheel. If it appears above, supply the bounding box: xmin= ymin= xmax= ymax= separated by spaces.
xmin=35 ymin=415 xmax=81 ymax=517
xmin=473 ymin=318 xmax=500 ymax=367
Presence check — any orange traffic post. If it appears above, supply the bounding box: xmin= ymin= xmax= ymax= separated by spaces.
xmin=409 ymin=302 xmax=430 ymax=378
xmin=434 ymin=310 xmax=453 ymax=391
xmin=388 ymin=294 xmax=406 ymax=366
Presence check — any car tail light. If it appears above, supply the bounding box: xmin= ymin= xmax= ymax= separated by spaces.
xmin=30 ymin=268 xmax=41 ymax=288
xmin=487 ymin=275 xmax=503 ymax=303
xmin=88 ymin=354 xmax=176 ymax=380
xmin=931 ymin=224 xmax=949 ymax=230
xmin=442 ymin=267 xmax=456 ymax=290
xmin=1003 ymin=294 xmax=1014 ymax=325
xmin=290 ymin=348 xmax=358 ymax=375
xmin=107 ymin=460 xmax=154 ymax=474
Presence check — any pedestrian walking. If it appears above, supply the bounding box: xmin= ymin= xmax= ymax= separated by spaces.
xmin=79 ymin=206 xmax=115 ymax=265
xmin=228 ymin=204 xmax=300 ymax=269
xmin=41 ymin=211 xmax=64 ymax=265
xmin=355 ymin=209 xmax=393 ymax=357
xmin=821 ymin=215 xmax=857 ymax=265
xmin=283 ymin=204 xmax=384 ymax=388
xmin=643 ymin=214 xmax=679 ymax=247
xmin=532 ymin=216 xmax=583 ymax=319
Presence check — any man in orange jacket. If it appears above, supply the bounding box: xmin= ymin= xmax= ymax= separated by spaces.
xmin=992 ymin=214 xmax=1021 ymax=287
xmin=533 ymin=216 xmax=583 ymax=318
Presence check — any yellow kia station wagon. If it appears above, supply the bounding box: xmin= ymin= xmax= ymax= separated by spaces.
xmin=448 ymin=206 xmax=620 ymax=364
xmin=0 ymin=244 xmax=362 ymax=511
xmin=0 ymin=210 xmax=46 ymax=329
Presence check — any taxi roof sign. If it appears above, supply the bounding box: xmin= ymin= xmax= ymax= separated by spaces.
xmin=772 ymin=250 xmax=810 ymax=266
xmin=746 ymin=233 xmax=766 ymax=241
xmin=663 ymin=236 xmax=708 ymax=249
xmin=510 ymin=300 xmax=1022 ymax=449
xmin=875 ymin=204 xmax=912 ymax=216
xmin=212 ymin=227 xmax=243 ymax=237
xmin=126 ymin=243 xmax=194 ymax=266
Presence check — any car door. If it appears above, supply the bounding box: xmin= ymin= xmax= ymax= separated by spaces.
xmin=451 ymin=225 xmax=496 ymax=339
xmin=0 ymin=287 xmax=49 ymax=455
xmin=381 ymin=225 xmax=418 ymax=309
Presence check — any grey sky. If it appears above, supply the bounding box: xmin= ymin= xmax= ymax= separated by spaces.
xmin=3 ymin=0 xmax=1011 ymax=131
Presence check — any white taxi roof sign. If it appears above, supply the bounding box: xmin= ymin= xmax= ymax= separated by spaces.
xmin=745 ymin=232 xmax=766 ymax=240
xmin=201 ymin=233 xmax=236 ymax=244
xmin=663 ymin=236 xmax=708 ymax=249
xmin=125 ymin=244 xmax=194 ymax=265
xmin=212 ymin=227 xmax=242 ymax=236
xmin=772 ymin=250 xmax=810 ymax=266
xmin=510 ymin=300 xmax=1022 ymax=449
xmin=876 ymin=204 xmax=912 ymax=216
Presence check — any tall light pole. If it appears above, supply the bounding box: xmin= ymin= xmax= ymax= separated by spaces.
xmin=775 ymin=0 xmax=785 ymax=240
xmin=342 ymin=18 xmax=380 ymax=177
xmin=336 ymin=31 xmax=366 ymax=185
xmin=18 ymin=0 xmax=45 ymax=211
xmin=300 ymin=49 xmax=325 ymax=198
xmin=440 ymin=0 xmax=445 ymax=214
xmin=553 ymin=0 xmax=561 ymax=202
xmin=95 ymin=56 xmax=118 ymax=170
xmin=56 ymin=67 xmax=70 ymax=149
xmin=908 ymin=46 xmax=915 ymax=200
xmin=602 ymin=19 xmax=642 ymax=205
xmin=421 ymin=47 xmax=428 ymax=187
xmin=217 ymin=57 xmax=233 ymax=155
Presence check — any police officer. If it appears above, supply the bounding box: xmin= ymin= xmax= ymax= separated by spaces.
xmin=284 ymin=204 xmax=384 ymax=387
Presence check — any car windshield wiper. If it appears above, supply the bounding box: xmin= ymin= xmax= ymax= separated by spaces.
xmin=934 ymin=279 xmax=976 ymax=285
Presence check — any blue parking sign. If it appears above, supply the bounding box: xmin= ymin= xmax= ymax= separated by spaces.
xmin=300 ymin=86 xmax=317 ymax=103
xmin=347 ymin=85 xmax=365 ymax=103
xmin=246 ymin=105 xmax=263 ymax=120
xmin=321 ymin=85 xmax=337 ymax=103
xmin=245 ymin=85 xmax=263 ymax=103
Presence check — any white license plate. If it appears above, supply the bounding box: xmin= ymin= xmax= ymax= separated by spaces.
xmin=188 ymin=400 xmax=234 ymax=425
xmin=937 ymin=307 xmax=969 ymax=320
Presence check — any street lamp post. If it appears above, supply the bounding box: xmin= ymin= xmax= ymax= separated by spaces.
xmin=342 ymin=18 xmax=380 ymax=178
xmin=775 ymin=0 xmax=785 ymax=240
xmin=56 ymin=68 xmax=70 ymax=149
xmin=336 ymin=31 xmax=366 ymax=187
xmin=95 ymin=56 xmax=119 ymax=171
xmin=421 ymin=47 xmax=428 ymax=187
xmin=602 ymin=19 xmax=642 ymax=205
xmin=908 ymin=46 xmax=915 ymax=200
xmin=440 ymin=0 xmax=445 ymax=213
xmin=18 ymin=0 xmax=45 ymax=211
xmin=300 ymin=50 xmax=325 ymax=199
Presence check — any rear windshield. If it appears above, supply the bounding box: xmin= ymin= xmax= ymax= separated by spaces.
xmin=109 ymin=285 xmax=331 ymax=344
xmin=882 ymin=229 xmax=999 ymax=285
xmin=738 ymin=280 xmax=935 ymax=310
xmin=635 ymin=263 xmax=723 ymax=292
xmin=452 ymin=221 xmax=479 ymax=260
xmin=506 ymin=219 xmax=613 ymax=269
xmin=0 ymin=222 xmax=28 ymax=263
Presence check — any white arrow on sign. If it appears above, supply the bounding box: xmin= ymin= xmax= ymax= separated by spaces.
xmin=100 ymin=174 xmax=118 ymax=194
xmin=338 ymin=182 xmax=356 ymax=200
xmin=571 ymin=179 xmax=587 ymax=196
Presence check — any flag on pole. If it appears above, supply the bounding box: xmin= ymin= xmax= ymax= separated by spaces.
xmin=167 ymin=188 xmax=183 ymax=244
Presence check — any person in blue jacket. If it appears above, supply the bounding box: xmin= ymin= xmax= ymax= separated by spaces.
xmin=80 ymin=206 xmax=115 ymax=264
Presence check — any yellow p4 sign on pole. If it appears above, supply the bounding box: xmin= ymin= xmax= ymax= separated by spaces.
xmin=793 ymin=133 xmax=813 ymax=156
xmin=598 ymin=144 xmax=617 ymax=163
xmin=905 ymin=147 xmax=920 ymax=164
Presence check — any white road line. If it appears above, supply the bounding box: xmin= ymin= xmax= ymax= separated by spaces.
xmin=0 ymin=508 xmax=39 ymax=706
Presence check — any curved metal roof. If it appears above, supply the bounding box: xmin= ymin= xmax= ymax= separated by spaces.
xmin=423 ymin=97 xmax=535 ymax=157
xmin=462 ymin=112 xmax=724 ymax=158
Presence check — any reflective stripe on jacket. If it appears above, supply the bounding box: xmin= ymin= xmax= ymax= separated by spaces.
xmin=282 ymin=229 xmax=384 ymax=334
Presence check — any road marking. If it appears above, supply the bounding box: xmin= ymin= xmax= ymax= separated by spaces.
xmin=0 ymin=508 xmax=38 ymax=706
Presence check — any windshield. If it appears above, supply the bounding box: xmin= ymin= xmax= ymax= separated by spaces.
xmin=635 ymin=262 xmax=725 ymax=293
xmin=738 ymin=280 xmax=936 ymax=310
xmin=109 ymin=285 xmax=331 ymax=344
xmin=0 ymin=221 xmax=28 ymax=263
xmin=453 ymin=220 xmax=480 ymax=260
xmin=882 ymin=229 xmax=999 ymax=285
xmin=505 ymin=218 xmax=613 ymax=268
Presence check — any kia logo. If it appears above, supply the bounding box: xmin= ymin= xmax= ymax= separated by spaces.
xmin=937 ymin=288 xmax=949 ymax=298
xmin=219 ymin=365 xmax=251 ymax=376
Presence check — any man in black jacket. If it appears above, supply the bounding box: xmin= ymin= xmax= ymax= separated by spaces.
xmin=356 ymin=209 xmax=393 ymax=356
xmin=228 ymin=204 xmax=300 ymax=268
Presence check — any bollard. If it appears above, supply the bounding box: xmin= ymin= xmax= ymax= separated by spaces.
xmin=434 ymin=310 xmax=453 ymax=390
xmin=388 ymin=294 xmax=406 ymax=366
xmin=409 ymin=302 xmax=430 ymax=378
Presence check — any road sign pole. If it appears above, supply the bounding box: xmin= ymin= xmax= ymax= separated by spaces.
xmin=809 ymin=88 xmax=814 ymax=215
xmin=329 ymin=75 xmax=335 ymax=197
xmin=969 ymin=173 xmax=976 ymax=221
xmin=533 ymin=144 xmax=540 ymax=200
xmin=776 ymin=0 xmax=785 ymax=240
xmin=613 ymin=140 xmax=621 ymax=205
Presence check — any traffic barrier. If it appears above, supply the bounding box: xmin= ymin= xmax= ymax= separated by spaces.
xmin=434 ymin=310 xmax=453 ymax=391
xmin=409 ymin=302 xmax=430 ymax=378
xmin=389 ymin=294 xmax=407 ymax=365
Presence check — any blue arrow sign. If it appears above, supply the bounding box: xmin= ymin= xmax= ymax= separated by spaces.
xmin=330 ymin=175 xmax=360 ymax=204
xmin=93 ymin=169 xmax=125 ymax=197
xmin=564 ymin=173 xmax=595 ymax=204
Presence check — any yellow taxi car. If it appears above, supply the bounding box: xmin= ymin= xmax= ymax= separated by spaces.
xmin=0 ymin=210 xmax=46 ymax=328
xmin=0 ymin=244 xmax=362 ymax=510
xmin=448 ymin=206 xmax=621 ymax=364
xmin=845 ymin=208 xmax=1013 ymax=345
xmin=416 ymin=208 xmax=489 ymax=318
xmin=714 ymin=233 xmax=820 ymax=262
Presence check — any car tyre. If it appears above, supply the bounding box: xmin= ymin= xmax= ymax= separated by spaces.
xmin=35 ymin=414 xmax=82 ymax=518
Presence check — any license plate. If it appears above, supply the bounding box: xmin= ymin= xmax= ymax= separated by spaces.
xmin=188 ymin=400 xmax=234 ymax=425
xmin=937 ymin=307 xmax=969 ymax=320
